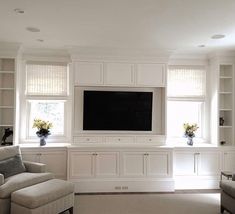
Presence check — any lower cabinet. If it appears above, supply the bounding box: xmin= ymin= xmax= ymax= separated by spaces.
xmin=121 ymin=151 xmax=170 ymax=177
xmin=69 ymin=151 xmax=119 ymax=179
xmin=21 ymin=148 xmax=67 ymax=180
xmin=173 ymin=149 xmax=222 ymax=189
xmin=68 ymin=148 xmax=174 ymax=193
xmin=223 ymin=150 xmax=235 ymax=171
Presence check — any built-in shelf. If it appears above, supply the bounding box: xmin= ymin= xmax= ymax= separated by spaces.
xmin=218 ymin=64 xmax=234 ymax=146
xmin=0 ymin=71 xmax=14 ymax=74
xmin=220 ymin=76 xmax=232 ymax=79
xmin=219 ymin=126 xmax=232 ymax=128
xmin=219 ymin=92 xmax=232 ymax=94
xmin=0 ymin=58 xmax=15 ymax=144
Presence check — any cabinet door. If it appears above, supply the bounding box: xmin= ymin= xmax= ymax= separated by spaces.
xmin=146 ymin=152 xmax=169 ymax=177
xmin=95 ymin=152 xmax=119 ymax=177
xmin=197 ymin=152 xmax=221 ymax=176
xmin=74 ymin=62 xmax=103 ymax=86
xmin=69 ymin=152 xmax=95 ymax=179
xmin=40 ymin=151 xmax=67 ymax=180
xmin=121 ymin=152 xmax=145 ymax=177
xmin=21 ymin=152 xmax=41 ymax=163
xmin=223 ymin=151 xmax=235 ymax=171
xmin=104 ymin=63 xmax=134 ymax=86
xmin=136 ymin=63 xmax=166 ymax=87
xmin=173 ymin=152 xmax=197 ymax=176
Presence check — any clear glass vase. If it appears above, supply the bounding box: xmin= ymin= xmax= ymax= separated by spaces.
xmin=187 ymin=137 xmax=193 ymax=146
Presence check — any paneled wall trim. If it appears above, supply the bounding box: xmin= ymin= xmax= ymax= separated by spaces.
xmin=74 ymin=61 xmax=166 ymax=87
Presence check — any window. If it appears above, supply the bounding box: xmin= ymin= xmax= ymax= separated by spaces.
xmin=167 ymin=66 xmax=206 ymax=139
xmin=20 ymin=61 xmax=71 ymax=142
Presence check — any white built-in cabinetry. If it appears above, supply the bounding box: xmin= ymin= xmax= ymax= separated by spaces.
xmin=21 ymin=147 xmax=67 ymax=180
xmin=210 ymin=57 xmax=234 ymax=146
xmin=0 ymin=58 xmax=15 ymax=144
xmin=173 ymin=147 xmax=226 ymax=189
xmin=219 ymin=64 xmax=234 ymax=145
xmin=74 ymin=61 xmax=166 ymax=87
xmin=68 ymin=147 xmax=173 ymax=193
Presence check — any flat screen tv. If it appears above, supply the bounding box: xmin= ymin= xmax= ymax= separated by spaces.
xmin=83 ymin=91 xmax=153 ymax=131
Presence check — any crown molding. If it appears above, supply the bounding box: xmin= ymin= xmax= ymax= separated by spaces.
xmin=0 ymin=42 xmax=21 ymax=58
xmin=67 ymin=46 xmax=172 ymax=63
xmin=21 ymin=47 xmax=71 ymax=62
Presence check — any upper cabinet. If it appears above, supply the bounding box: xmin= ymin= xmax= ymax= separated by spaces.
xmin=74 ymin=61 xmax=166 ymax=87
xmin=74 ymin=62 xmax=103 ymax=86
xmin=104 ymin=63 xmax=134 ymax=86
xmin=136 ymin=63 xmax=166 ymax=87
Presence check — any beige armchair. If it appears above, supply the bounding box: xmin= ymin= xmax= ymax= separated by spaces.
xmin=220 ymin=178 xmax=235 ymax=213
xmin=0 ymin=146 xmax=54 ymax=214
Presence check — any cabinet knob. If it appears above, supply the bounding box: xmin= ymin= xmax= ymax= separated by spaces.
xmin=86 ymin=138 xmax=90 ymax=141
xmin=149 ymin=139 xmax=152 ymax=141
xmin=118 ymin=138 xmax=121 ymax=141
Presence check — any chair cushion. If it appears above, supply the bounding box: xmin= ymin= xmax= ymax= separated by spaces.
xmin=11 ymin=179 xmax=74 ymax=209
xmin=220 ymin=180 xmax=235 ymax=198
xmin=0 ymin=146 xmax=20 ymax=161
xmin=0 ymin=172 xmax=54 ymax=199
xmin=0 ymin=155 xmax=26 ymax=178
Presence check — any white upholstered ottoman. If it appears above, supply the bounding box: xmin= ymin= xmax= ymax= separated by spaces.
xmin=10 ymin=179 xmax=74 ymax=214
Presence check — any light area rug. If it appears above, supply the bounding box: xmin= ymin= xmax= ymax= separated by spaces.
xmin=72 ymin=193 xmax=223 ymax=214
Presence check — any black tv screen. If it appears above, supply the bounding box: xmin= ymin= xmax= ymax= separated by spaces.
xmin=83 ymin=91 xmax=153 ymax=131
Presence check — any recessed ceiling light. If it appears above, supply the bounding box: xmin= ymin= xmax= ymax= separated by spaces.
xmin=198 ymin=45 xmax=205 ymax=48
xmin=14 ymin=8 xmax=24 ymax=14
xmin=37 ymin=39 xmax=44 ymax=42
xmin=211 ymin=34 xmax=226 ymax=39
xmin=26 ymin=27 xmax=40 ymax=33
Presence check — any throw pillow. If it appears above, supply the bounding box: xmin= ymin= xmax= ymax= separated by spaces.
xmin=0 ymin=155 xmax=26 ymax=178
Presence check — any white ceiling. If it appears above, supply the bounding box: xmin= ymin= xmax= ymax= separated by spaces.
xmin=1 ymin=0 xmax=235 ymax=54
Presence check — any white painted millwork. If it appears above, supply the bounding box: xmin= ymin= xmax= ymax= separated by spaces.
xmin=174 ymin=148 xmax=222 ymax=189
xmin=21 ymin=148 xmax=67 ymax=180
xmin=68 ymin=147 xmax=173 ymax=193
xmin=68 ymin=150 xmax=119 ymax=179
xmin=0 ymin=58 xmax=15 ymax=144
xmin=104 ymin=62 xmax=134 ymax=86
xmin=136 ymin=63 xmax=166 ymax=87
xmin=74 ymin=61 xmax=166 ymax=87
xmin=74 ymin=62 xmax=103 ymax=86
xmin=223 ymin=150 xmax=235 ymax=172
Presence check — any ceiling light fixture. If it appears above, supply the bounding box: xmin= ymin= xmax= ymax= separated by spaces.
xmin=26 ymin=27 xmax=40 ymax=33
xmin=211 ymin=34 xmax=226 ymax=39
xmin=14 ymin=8 xmax=24 ymax=14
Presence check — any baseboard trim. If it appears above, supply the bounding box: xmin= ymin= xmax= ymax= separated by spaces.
xmin=72 ymin=179 xmax=175 ymax=193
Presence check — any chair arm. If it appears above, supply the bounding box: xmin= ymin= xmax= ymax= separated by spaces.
xmin=23 ymin=161 xmax=46 ymax=173
xmin=0 ymin=173 xmax=4 ymax=186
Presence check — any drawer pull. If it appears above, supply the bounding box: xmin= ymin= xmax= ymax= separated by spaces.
xmin=86 ymin=138 xmax=90 ymax=141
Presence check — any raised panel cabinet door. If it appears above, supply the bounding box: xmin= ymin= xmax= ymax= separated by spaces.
xmin=40 ymin=151 xmax=67 ymax=180
xmin=104 ymin=63 xmax=134 ymax=86
xmin=197 ymin=152 xmax=221 ymax=176
xmin=69 ymin=152 xmax=94 ymax=179
xmin=95 ymin=152 xmax=119 ymax=177
xmin=173 ymin=152 xmax=197 ymax=176
xmin=146 ymin=152 xmax=169 ymax=177
xmin=121 ymin=152 xmax=145 ymax=177
xmin=223 ymin=151 xmax=235 ymax=171
xmin=21 ymin=152 xmax=41 ymax=163
xmin=74 ymin=62 xmax=103 ymax=86
xmin=136 ymin=63 xmax=166 ymax=87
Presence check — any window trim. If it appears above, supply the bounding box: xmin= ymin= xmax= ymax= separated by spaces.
xmin=167 ymin=65 xmax=207 ymax=143
xmin=19 ymin=60 xmax=72 ymax=144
